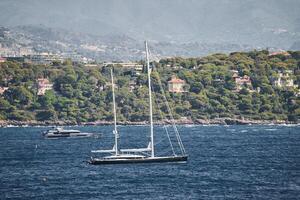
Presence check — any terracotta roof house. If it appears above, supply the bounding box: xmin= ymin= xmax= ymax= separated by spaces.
xmin=232 ymin=74 xmax=252 ymax=91
xmin=37 ymin=78 xmax=53 ymax=95
xmin=168 ymin=75 xmax=186 ymax=93
xmin=268 ymin=51 xmax=291 ymax=57
xmin=0 ymin=57 xmax=6 ymax=63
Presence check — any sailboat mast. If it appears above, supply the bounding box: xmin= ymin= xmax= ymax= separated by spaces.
xmin=111 ymin=68 xmax=119 ymax=156
xmin=145 ymin=41 xmax=154 ymax=158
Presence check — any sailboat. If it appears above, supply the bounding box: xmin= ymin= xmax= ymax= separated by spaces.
xmin=88 ymin=41 xmax=188 ymax=165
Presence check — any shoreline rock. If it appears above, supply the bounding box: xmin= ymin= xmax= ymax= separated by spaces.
xmin=0 ymin=118 xmax=298 ymax=127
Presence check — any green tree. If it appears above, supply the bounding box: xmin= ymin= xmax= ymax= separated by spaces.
xmin=4 ymin=86 xmax=33 ymax=107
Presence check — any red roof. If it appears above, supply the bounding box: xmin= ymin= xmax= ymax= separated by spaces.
xmin=168 ymin=76 xmax=185 ymax=84
xmin=0 ymin=57 xmax=6 ymax=62
xmin=269 ymin=51 xmax=290 ymax=56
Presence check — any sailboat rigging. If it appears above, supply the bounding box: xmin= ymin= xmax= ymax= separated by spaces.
xmin=88 ymin=41 xmax=188 ymax=164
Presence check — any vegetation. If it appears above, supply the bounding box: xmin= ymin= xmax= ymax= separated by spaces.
xmin=0 ymin=50 xmax=299 ymax=123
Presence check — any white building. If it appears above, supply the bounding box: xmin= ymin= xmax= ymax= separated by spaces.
xmin=273 ymin=71 xmax=296 ymax=89
xmin=37 ymin=78 xmax=53 ymax=95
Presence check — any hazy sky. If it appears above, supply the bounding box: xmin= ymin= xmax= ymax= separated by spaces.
xmin=0 ymin=0 xmax=299 ymax=46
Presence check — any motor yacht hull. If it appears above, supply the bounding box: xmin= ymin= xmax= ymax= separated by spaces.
xmin=44 ymin=132 xmax=93 ymax=138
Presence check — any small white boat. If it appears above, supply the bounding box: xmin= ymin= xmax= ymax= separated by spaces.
xmin=44 ymin=127 xmax=93 ymax=138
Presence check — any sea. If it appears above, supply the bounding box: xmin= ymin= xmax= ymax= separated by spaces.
xmin=0 ymin=125 xmax=299 ymax=200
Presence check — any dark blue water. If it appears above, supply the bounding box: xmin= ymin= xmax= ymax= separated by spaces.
xmin=0 ymin=125 xmax=299 ymax=199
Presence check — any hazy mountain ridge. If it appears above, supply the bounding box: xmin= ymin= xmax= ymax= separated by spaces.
xmin=0 ymin=0 xmax=299 ymax=49
xmin=0 ymin=25 xmax=143 ymax=61
xmin=0 ymin=25 xmax=266 ymax=61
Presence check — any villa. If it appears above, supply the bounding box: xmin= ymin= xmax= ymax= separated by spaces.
xmin=37 ymin=78 xmax=53 ymax=95
xmin=273 ymin=70 xmax=297 ymax=89
xmin=168 ymin=75 xmax=186 ymax=93
xmin=232 ymin=72 xmax=252 ymax=91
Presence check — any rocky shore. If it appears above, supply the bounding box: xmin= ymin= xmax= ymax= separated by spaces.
xmin=0 ymin=118 xmax=298 ymax=127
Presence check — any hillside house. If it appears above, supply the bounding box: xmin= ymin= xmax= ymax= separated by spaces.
xmin=37 ymin=78 xmax=53 ymax=95
xmin=25 ymin=53 xmax=64 ymax=65
xmin=129 ymin=79 xmax=137 ymax=92
xmin=104 ymin=62 xmax=144 ymax=77
xmin=232 ymin=73 xmax=252 ymax=91
xmin=268 ymin=51 xmax=291 ymax=57
xmin=168 ymin=75 xmax=186 ymax=93
xmin=134 ymin=65 xmax=143 ymax=76
xmin=273 ymin=71 xmax=296 ymax=89
xmin=0 ymin=57 xmax=6 ymax=63
xmin=0 ymin=87 xmax=9 ymax=95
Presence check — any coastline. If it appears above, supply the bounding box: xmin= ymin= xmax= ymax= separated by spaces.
xmin=0 ymin=118 xmax=298 ymax=127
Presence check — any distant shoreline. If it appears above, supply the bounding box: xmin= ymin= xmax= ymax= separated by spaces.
xmin=0 ymin=118 xmax=298 ymax=127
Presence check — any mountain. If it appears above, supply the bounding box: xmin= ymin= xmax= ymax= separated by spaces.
xmin=0 ymin=25 xmax=260 ymax=61
xmin=0 ymin=25 xmax=142 ymax=61
xmin=1 ymin=0 xmax=299 ymax=61
xmin=0 ymin=0 xmax=299 ymax=48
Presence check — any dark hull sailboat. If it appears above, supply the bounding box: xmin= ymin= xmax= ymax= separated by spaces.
xmin=89 ymin=41 xmax=188 ymax=165
xmin=89 ymin=155 xmax=187 ymax=165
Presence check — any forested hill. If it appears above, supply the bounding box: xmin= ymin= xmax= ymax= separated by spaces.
xmin=0 ymin=50 xmax=299 ymax=124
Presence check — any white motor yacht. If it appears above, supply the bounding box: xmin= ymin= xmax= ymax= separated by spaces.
xmin=44 ymin=127 xmax=93 ymax=138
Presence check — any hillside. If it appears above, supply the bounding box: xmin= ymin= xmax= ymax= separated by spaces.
xmin=0 ymin=50 xmax=299 ymax=124
xmin=0 ymin=25 xmax=261 ymax=61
